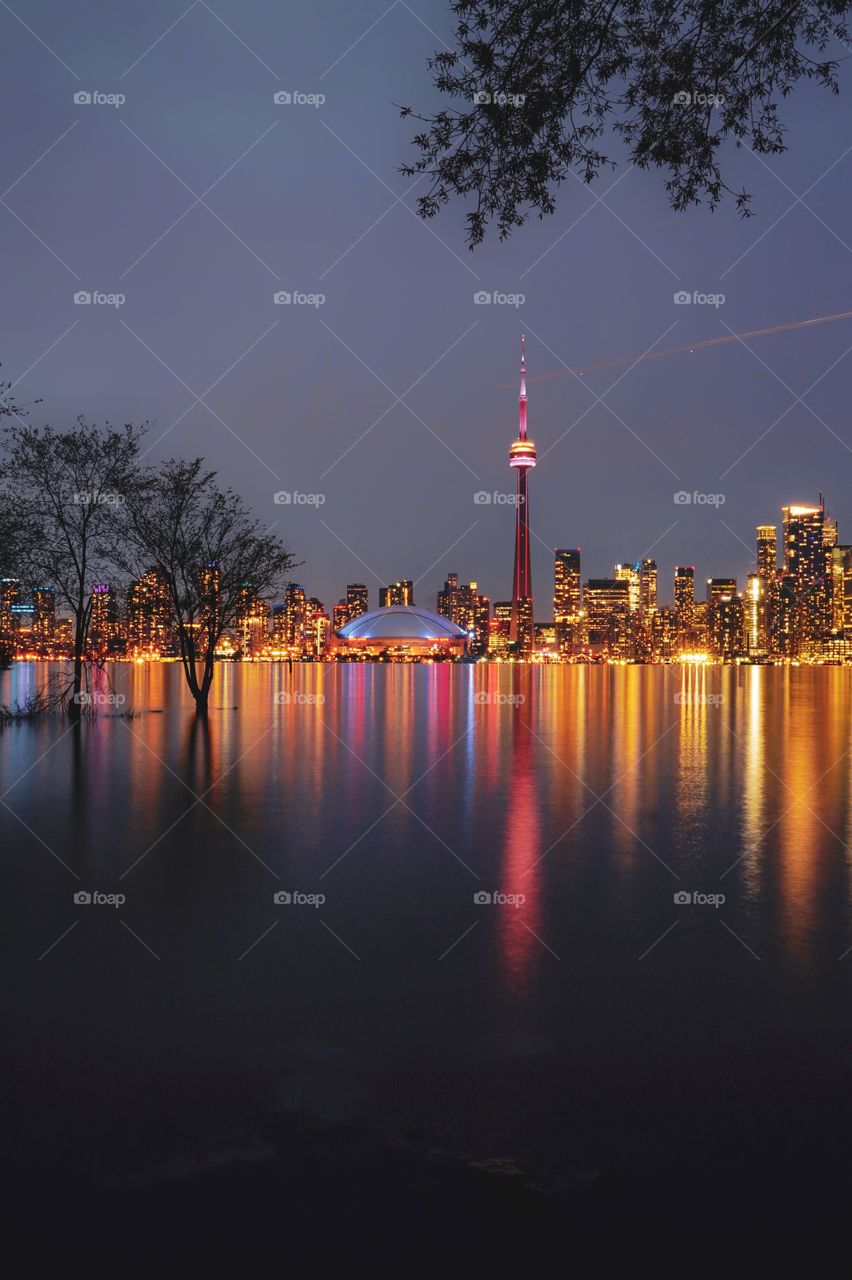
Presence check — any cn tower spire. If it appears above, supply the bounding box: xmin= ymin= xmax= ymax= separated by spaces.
xmin=509 ymin=335 xmax=536 ymax=654
xmin=519 ymin=333 xmax=527 ymax=439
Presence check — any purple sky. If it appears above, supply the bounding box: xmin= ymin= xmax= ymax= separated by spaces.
xmin=2 ymin=0 xmax=852 ymax=613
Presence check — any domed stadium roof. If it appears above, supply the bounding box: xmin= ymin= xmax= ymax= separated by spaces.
xmin=337 ymin=605 xmax=468 ymax=642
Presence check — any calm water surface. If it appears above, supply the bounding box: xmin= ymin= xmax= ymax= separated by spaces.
xmin=2 ymin=661 xmax=852 ymax=1201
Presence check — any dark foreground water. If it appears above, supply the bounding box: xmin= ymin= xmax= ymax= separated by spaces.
xmin=2 ymin=661 xmax=852 ymax=1264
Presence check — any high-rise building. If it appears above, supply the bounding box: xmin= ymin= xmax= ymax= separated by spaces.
xmin=745 ymin=572 xmax=768 ymax=656
xmin=783 ymin=501 xmax=831 ymax=648
xmin=553 ymin=549 xmax=581 ymax=622
xmin=331 ymin=582 xmax=369 ymax=632
xmin=775 ymin=574 xmax=799 ymax=656
xmin=90 ymin=583 xmax=120 ymax=656
xmin=715 ymin=595 xmax=744 ymax=659
xmin=614 ymin=563 xmax=641 ymax=612
xmin=707 ymin=577 xmax=737 ymax=602
xmin=756 ymin=526 xmax=779 ymax=654
xmin=127 ymin=567 xmax=172 ymax=656
xmin=509 ymin=336 xmax=536 ymax=653
xmin=553 ymin=550 xmax=582 ymax=656
xmin=707 ymin=579 xmax=740 ymax=657
xmin=639 ymin=559 xmax=658 ymax=613
xmin=650 ymin=607 xmax=678 ymax=660
xmin=199 ymin=563 xmax=221 ymax=636
xmin=490 ymin=601 xmax=513 ymax=653
xmin=824 ymin=513 xmax=839 ymax=551
xmin=674 ymin=567 xmax=695 ymax=649
xmin=305 ymin=597 xmax=330 ymax=657
xmin=272 ymin=604 xmax=287 ymax=648
xmin=436 ymin=573 xmax=460 ymax=621
xmin=379 ymin=580 xmax=413 ymax=608
xmin=347 ymin=583 xmax=369 ymax=618
xmin=0 ymin=578 xmax=21 ymax=638
xmin=31 ymin=587 xmax=56 ymax=649
xmin=283 ymin=583 xmax=307 ymax=650
xmin=584 ymin=578 xmax=631 ymax=657
xmin=756 ymin=525 xmax=777 ymax=582
xmin=436 ymin=574 xmax=490 ymax=654
xmin=831 ymin=545 xmax=852 ymax=632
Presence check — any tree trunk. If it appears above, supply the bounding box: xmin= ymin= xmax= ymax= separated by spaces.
xmin=194 ymin=652 xmax=216 ymax=717
xmin=68 ymin=613 xmax=85 ymax=723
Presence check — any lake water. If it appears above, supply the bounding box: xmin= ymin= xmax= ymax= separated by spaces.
xmin=2 ymin=661 xmax=852 ymax=1244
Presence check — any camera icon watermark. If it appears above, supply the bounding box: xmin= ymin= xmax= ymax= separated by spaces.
xmin=74 ymin=290 xmax=125 ymax=308
xmin=74 ymin=90 xmax=125 ymax=108
xmin=472 ymin=90 xmax=526 ymax=107
xmin=673 ymin=491 xmax=725 ymax=507
xmin=74 ymin=889 xmax=126 ymax=907
xmin=473 ymin=692 xmax=525 ymax=706
xmin=73 ymin=690 xmax=126 ymax=707
xmin=473 ymin=290 xmax=525 ymax=307
xmin=72 ymin=491 xmax=124 ymax=505
xmin=672 ymin=90 xmax=725 ymax=107
xmin=273 ymin=889 xmax=326 ymax=906
xmin=673 ymin=290 xmax=725 ymax=307
xmin=473 ymin=490 xmax=524 ymax=505
xmin=673 ymin=890 xmax=725 ymax=907
xmin=273 ymin=90 xmax=325 ymax=108
xmin=275 ymin=691 xmax=326 ymax=705
xmin=273 ymin=291 xmax=325 ymax=307
xmin=473 ymin=889 xmax=526 ymax=906
xmin=273 ymin=490 xmax=325 ymax=505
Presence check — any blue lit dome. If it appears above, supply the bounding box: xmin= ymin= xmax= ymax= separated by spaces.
xmin=337 ymin=606 xmax=467 ymax=643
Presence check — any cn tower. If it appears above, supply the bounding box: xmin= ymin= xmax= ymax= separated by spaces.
xmin=509 ymin=335 xmax=536 ymax=653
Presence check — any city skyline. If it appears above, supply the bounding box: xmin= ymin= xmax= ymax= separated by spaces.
xmin=2 ymin=490 xmax=845 ymax=663
xmin=1 ymin=1 xmax=851 ymax=615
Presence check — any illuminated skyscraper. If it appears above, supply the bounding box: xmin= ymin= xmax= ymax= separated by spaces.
xmin=756 ymin=526 xmax=777 ymax=582
xmin=331 ymin=583 xmax=369 ymax=632
xmin=553 ymin=550 xmax=581 ymax=622
xmin=614 ymin=563 xmax=641 ymax=613
xmin=707 ymin=577 xmax=737 ymax=603
xmin=347 ymin=583 xmax=369 ymax=618
xmin=436 ymin=573 xmax=490 ymax=654
xmin=745 ymin=572 xmax=768 ymax=656
xmin=707 ymin=579 xmax=739 ymax=657
xmin=553 ymin=549 xmax=582 ymax=655
xmin=436 ymin=573 xmax=460 ymax=621
xmin=831 ymin=545 xmax=852 ymax=632
xmin=283 ymin=582 xmax=307 ymax=649
xmin=775 ymin=575 xmax=799 ymax=656
xmin=783 ymin=502 xmax=820 ymax=600
xmin=651 ymin=607 xmax=678 ymax=660
xmin=199 ymin=563 xmax=221 ymax=635
xmin=235 ymin=581 xmax=270 ymax=658
xmin=491 ymin=601 xmax=512 ymax=653
xmin=305 ymin=597 xmax=330 ymax=657
xmin=674 ymin=566 xmax=695 ymax=649
xmin=584 ymin=578 xmax=631 ymax=657
xmin=782 ymin=501 xmax=831 ymax=648
xmin=639 ymin=559 xmax=658 ymax=613
xmin=90 ymin=583 xmax=120 ymax=656
xmin=0 ymin=578 xmax=21 ymax=638
xmin=32 ymin=587 xmax=56 ymax=648
xmin=509 ymin=337 xmax=536 ymax=653
xmin=127 ymin=566 xmax=172 ymax=656
xmin=755 ymin=525 xmax=779 ymax=654
xmin=379 ymin=580 xmax=414 ymax=608
xmin=272 ymin=604 xmax=287 ymax=647
xmin=715 ymin=595 xmax=744 ymax=659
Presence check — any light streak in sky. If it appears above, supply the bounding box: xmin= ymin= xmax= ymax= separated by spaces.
xmin=519 ymin=309 xmax=852 ymax=384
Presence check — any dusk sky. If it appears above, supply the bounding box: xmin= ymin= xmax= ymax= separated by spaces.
xmin=3 ymin=0 xmax=852 ymax=609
